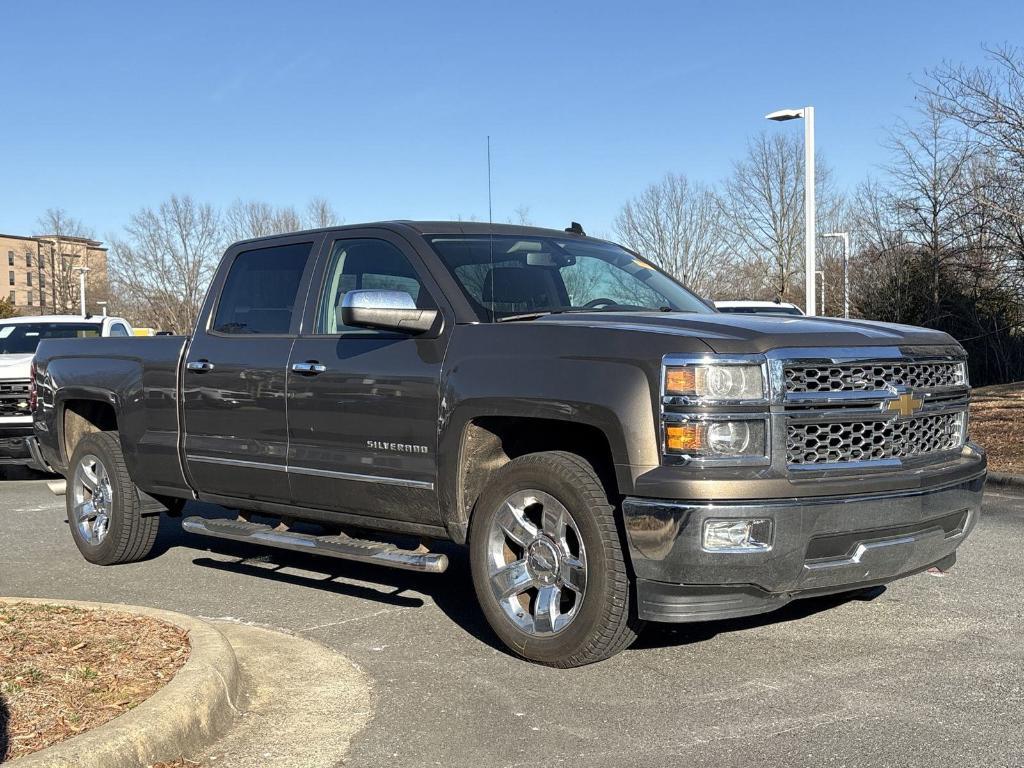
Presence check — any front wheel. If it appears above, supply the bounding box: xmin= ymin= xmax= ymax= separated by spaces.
xmin=469 ymin=451 xmax=642 ymax=667
xmin=67 ymin=431 xmax=160 ymax=565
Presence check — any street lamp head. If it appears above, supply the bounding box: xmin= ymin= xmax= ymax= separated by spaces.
xmin=765 ymin=108 xmax=805 ymax=121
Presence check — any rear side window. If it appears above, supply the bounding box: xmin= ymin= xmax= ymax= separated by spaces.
xmin=108 ymin=323 xmax=130 ymax=337
xmin=212 ymin=243 xmax=313 ymax=334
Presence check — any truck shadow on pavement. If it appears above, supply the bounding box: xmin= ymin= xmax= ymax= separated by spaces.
xmin=0 ymin=694 xmax=9 ymax=762
xmin=150 ymin=509 xmax=880 ymax=658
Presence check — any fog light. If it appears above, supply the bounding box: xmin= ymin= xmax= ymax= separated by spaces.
xmin=702 ymin=519 xmax=773 ymax=552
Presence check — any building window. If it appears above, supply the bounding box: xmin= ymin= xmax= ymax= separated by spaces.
xmin=8 ymin=271 xmax=13 ymax=286
xmin=40 ymin=274 xmax=45 ymax=291
xmin=27 ymin=290 xmax=33 ymax=306
xmin=6 ymin=252 xmax=12 ymax=267
xmin=25 ymin=252 xmax=32 ymax=268
xmin=27 ymin=272 xmax=32 ymax=287
xmin=7 ymin=291 xmax=13 ymax=303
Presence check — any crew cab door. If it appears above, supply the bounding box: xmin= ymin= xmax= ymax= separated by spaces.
xmin=182 ymin=235 xmax=321 ymax=502
xmin=286 ymin=229 xmax=450 ymax=526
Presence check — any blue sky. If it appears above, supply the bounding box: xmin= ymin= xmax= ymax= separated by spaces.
xmin=3 ymin=1 xmax=1021 ymax=241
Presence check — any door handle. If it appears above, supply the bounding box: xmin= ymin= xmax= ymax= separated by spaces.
xmin=186 ymin=360 xmax=215 ymax=373
xmin=291 ymin=361 xmax=327 ymax=375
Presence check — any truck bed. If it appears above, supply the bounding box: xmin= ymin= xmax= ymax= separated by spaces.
xmin=33 ymin=335 xmax=190 ymax=496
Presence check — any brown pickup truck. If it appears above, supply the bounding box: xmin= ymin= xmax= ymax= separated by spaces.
xmin=30 ymin=222 xmax=986 ymax=666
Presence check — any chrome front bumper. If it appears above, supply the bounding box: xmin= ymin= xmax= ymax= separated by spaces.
xmin=623 ymin=469 xmax=986 ymax=622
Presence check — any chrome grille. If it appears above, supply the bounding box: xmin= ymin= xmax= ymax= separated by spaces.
xmin=0 ymin=380 xmax=30 ymax=418
xmin=787 ymin=412 xmax=965 ymax=465
xmin=784 ymin=361 xmax=965 ymax=394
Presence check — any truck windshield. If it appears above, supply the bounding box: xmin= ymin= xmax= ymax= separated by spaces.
xmin=0 ymin=323 xmax=102 ymax=354
xmin=427 ymin=235 xmax=713 ymax=321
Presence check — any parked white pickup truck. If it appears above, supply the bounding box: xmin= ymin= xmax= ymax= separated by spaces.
xmin=0 ymin=314 xmax=132 ymax=469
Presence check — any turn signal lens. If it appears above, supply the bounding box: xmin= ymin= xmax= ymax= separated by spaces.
xmin=666 ymin=423 xmax=703 ymax=453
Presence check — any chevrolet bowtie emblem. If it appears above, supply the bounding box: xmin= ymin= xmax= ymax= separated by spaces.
xmin=886 ymin=392 xmax=924 ymax=417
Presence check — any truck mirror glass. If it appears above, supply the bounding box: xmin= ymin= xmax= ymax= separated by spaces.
xmin=340 ymin=290 xmax=438 ymax=334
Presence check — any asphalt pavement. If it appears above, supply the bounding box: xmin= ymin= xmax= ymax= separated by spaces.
xmin=1 ymin=466 xmax=1021 ymax=768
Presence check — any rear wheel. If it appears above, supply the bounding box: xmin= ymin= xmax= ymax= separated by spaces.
xmin=67 ymin=431 xmax=159 ymax=565
xmin=469 ymin=451 xmax=641 ymax=667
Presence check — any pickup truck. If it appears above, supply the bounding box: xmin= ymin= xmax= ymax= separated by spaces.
xmin=30 ymin=222 xmax=986 ymax=667
xmin=0 ymin=314 xmax=133 ymax=469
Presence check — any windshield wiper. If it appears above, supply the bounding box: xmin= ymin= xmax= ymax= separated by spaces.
xmin=496 ymin=307 xmax=666 ymax=322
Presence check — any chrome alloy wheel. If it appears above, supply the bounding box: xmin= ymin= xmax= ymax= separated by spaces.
xmin=486 ymin=489 xmax=587 ymax=636
xmin=72 ymin=453 xmax=114 ymax=545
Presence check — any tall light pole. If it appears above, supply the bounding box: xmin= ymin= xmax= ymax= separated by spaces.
xmin=76 ymin=266 xmax=90 ymax=317
xmin=766 ymin=106 xmax=815 ymax=316
xmin=823 ymin=232 xmax=850 ymax=318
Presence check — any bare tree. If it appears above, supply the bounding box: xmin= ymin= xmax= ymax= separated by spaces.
xmin=224 ymin=199 xmax=303 ymax=242
xmin=924 ymin=45 xmax=1024 ymax=173
xmin=108 ymin=195 xmax=223 ymax=332
xmin=613 ymin=173 xmax=731 ymax=295
xmin=886 ymin=105 xmax=976 ymax=321
xmin=36 ymin=208 xmax=96 ymax=312
xmin=305 ymin=196 xmax=341 ymax=229
xmin=719 ymin=133 xmax=842 ymax=304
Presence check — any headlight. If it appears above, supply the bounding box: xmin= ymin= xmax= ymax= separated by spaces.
xmin=665 ymin=363 xmax=765 ymax=402
xmin=664 ymin=417 xmax=768 ymax=461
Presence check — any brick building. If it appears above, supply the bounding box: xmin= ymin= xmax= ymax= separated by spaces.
xmin=0 ymin=233 xmax=109 ymax=315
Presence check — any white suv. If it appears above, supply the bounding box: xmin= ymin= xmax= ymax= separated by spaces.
xmin=0 ymin=314 xmax=132 ymax=470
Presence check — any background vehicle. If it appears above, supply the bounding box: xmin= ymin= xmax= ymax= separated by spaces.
xmin=0 ymin=314 xmax=132 ymax=469
xmin=714 ymin=299 xmax=804 ymax=316
xmin=30 ymin=223 xmax=985 ymax=666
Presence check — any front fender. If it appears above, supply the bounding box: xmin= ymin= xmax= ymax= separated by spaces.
xmin=436 ymin=323 xmax=713 ymax=536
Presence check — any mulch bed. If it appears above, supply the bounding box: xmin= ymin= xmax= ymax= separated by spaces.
xmin=971 ymin=382 xmax=1024 ymax=474
xmin=0 ymin=603 xmax=190 ymax=762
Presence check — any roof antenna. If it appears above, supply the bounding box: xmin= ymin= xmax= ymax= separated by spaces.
xmin=487 ymin=135 xmax=493 ymax=225
xmin=487 ymin=136 xmax=495 ymax=320
xmin=565 ymin=221 xmax=586 ymax=236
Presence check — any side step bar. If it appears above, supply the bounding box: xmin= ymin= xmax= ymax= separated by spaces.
xmin=182 ymin=516 xmax=448 ymax=574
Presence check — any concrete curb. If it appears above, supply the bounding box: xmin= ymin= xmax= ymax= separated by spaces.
xmin=987 ymin=472 xmax=1024 ymax=492
xmin=3 ymin=597 xmax=240 ymax=768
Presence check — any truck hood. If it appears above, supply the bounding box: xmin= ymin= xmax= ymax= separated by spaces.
xmin=0 ymin=353 xmax=33 ymax=379
xmin=534 ymin=312 xmax=959 ymax=354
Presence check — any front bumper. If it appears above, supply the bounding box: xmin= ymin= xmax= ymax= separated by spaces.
xmin=623 ymin=470 xmax=986 ymax=622
xmin=0 ymin=425 xmax=36 ymax=465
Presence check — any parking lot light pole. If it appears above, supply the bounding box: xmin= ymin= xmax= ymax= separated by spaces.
xmin=823 ymin=232 xmax=850 ymax=318
xmin=76 ymin=266 xmax=90 ymax=317
xmin=766 ymin=106 xmax=815 ymax=316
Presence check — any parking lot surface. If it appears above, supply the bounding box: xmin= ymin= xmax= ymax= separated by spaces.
xmin=1 ymin=468 xmax=1021 ymax=768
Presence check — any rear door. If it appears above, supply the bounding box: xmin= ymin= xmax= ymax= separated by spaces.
xmin=286 ymin=229 xmax=451 ymax=526
xmin=182 ymin=234 xmax=321 ymax=503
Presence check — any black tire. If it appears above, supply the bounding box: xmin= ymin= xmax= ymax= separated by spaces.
xmin=67 ymin=431 xmax=159 ymax=565
xmin=469 ymin=451 xmax=642 ymax=667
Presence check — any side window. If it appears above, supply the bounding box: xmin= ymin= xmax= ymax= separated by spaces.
xmin=315 ymin=239 xmax=432 ymax=334
xmin=212 ymin=242 xmax=313 ymax=335
xmin=108 ymin=323 xmax=129 ymax=337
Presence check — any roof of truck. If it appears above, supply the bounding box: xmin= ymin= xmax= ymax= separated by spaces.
xmin=229 ymin=221 xmax=599 ymax=248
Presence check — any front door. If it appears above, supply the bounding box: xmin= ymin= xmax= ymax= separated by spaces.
xmin=286 ymin=231 xmax=450 ymax=526
xmin=183 ymin=236 xmax=320 ymax=503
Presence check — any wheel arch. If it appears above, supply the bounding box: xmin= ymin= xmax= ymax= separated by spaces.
xmin=443 ymin=412 xmax=625 ymax=544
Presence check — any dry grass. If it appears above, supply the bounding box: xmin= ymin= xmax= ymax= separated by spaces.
xmin=0 ymin=603 xmax=190 ymax=762
xmin=971 ymin=381 xmax=1024 ymax=473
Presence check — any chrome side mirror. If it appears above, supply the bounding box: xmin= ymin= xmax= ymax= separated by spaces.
xmin=340 ymin=290 xmax=438 ymax=334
